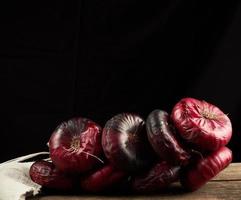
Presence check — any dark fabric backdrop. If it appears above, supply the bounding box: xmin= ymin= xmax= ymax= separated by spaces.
xmin=2 ymin=1 xmax=241 ymax=162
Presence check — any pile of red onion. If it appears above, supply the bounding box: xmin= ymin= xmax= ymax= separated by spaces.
xmin=30 ymin=97 xmax=233 ymax=193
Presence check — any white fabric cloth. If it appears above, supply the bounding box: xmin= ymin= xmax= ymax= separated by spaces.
xmin=0 ymin=152 xmax=49 ymax=200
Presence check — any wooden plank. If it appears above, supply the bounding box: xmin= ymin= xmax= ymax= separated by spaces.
xmin=30 ymin=163 xmax=241 ymax=200
xmin=212 ymin=163 xmax=241 ymax=181
xmin=30 ymin=182 xmax=241 ymax=200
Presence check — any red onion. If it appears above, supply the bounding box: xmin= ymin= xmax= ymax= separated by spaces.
xmin=146 ymin=109 xmax=191 ymax=166
xmin=132 ymin=161 xmax=180 ymax=193
xmin=102 ymin=113 xmax=155 ymax=172
xmin=180 ymin=146 xmax=232 ymax=191
xmin=29 ymin=160 xmax=75 ymax=190
xmin=171 ymin=97 xmax=232 ymax=151
xmin=49 ymin=117 xmax=103 ymax=174
xmin=81 ymin=165 xmax=126 ymax=193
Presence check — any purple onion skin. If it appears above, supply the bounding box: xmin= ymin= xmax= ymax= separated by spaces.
xmin=80 ymin=165 xmax=126 ymax=193
xmin=29 ymin=160 xmax=75 ymax=190
xmin=102 ymin=113 xmax=155 ymax=173
xmin=132 ymin=161 xmax=180 ymax=193
xmin=181 ymin=146 xmax=232 ymax=191
xmin=171 ymin=97 xmax=232 ymax=152
xmin=49 ymin=117 xmax=103 ymax=174
xmin=146 ymin=110 xmax=191 ymax=166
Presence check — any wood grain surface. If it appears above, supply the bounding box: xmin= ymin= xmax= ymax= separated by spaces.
xmin=30 ymin=163 xmax=241 ymax=200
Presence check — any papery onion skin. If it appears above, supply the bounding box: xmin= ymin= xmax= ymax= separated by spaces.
xmin=146 ymin=109 xmax=191 ymax=166
xmin=29 ymin=160 xmax=75 ymax=190
xmin=102 ymin=113 xmax=155 ymax=173
xmin=180 ymin=146 xmax=232 ymax=191
xmin=80 ymin=165 xmax=126 ymax=193
xmin=49 ymin=117 xmax=103 ymax=174
xmin=171 ymin=97 xmax=232 ymax=151
xmin=132 ymin=161 xmax=180 ymax=193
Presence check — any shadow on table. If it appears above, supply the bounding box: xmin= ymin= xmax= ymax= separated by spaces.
xmin=30 ymin=183 xmax=187 ymax=199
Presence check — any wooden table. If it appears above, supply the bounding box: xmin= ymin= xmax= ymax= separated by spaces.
xmin=31 ymin=163 xmax=241 ymax=200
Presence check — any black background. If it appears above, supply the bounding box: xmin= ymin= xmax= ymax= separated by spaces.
xmin=2 ymin=1 xmax=241 ymax=162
